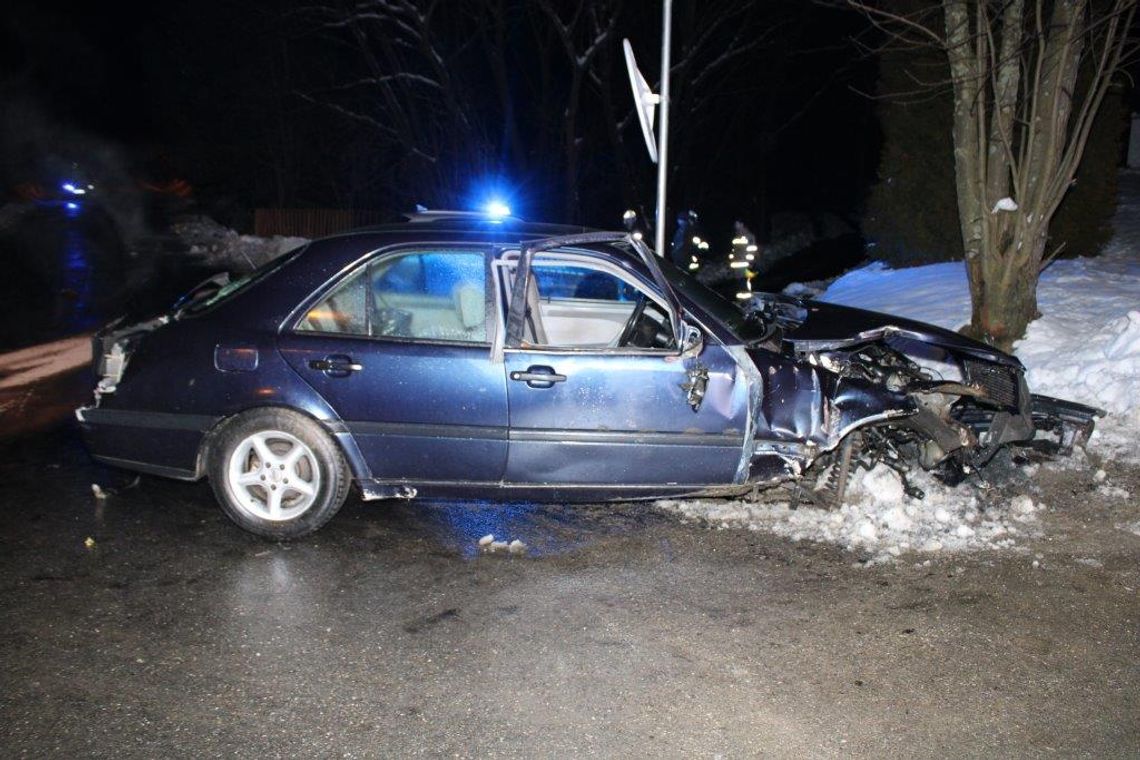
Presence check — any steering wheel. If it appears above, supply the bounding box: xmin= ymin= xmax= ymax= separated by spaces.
xmin=616 ymin=296 xmax=649 ymax=347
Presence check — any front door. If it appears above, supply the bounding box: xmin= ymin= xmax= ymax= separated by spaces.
xmin=279 ymin=247 xmax=508 ymax=483
xmin=500 ymin=247 xmax=746 ymax=487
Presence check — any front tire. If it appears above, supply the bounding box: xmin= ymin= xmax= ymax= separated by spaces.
xmin=209 ymin=409 xmax=350 ymax=539
xmin=804 ymin=432 xmax=861 ymax=508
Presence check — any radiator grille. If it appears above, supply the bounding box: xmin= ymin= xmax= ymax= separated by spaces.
xmin=964 ymin=360 xmax=1018 ymax=408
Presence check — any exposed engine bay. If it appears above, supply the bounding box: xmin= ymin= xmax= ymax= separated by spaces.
xmin=745 ymin=293 xmax=1105 ymax=507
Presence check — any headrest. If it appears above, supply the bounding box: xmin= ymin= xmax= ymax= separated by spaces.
xmin=453 ymin=285 xmax=484 ymax=329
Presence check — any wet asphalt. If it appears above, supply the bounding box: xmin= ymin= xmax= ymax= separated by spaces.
xmin=2 ymin=412 xmax=1139 ymax=758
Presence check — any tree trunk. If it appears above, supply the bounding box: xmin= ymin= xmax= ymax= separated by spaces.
xmin=859 ymin=0 xmax=1133 ymax=349
xmin=943 ymin=0 xmax=985 ymax=332
xmin=963 ymin=229 xmax=1044 ymax=348
xmin=945 ymin=0 xmax=1087 ymax=350
xmin=965 ymin=281 xmax=1039 ymax=347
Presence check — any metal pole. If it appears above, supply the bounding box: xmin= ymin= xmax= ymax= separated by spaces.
xmin=653 ymin=0 xmax=672 ymax=259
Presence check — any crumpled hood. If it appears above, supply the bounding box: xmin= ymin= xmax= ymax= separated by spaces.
xmin=756 ymin=293 xmax=1022 ymax=368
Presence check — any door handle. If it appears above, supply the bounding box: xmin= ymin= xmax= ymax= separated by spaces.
xmin=310 ymin=355 xmax=363 ymax=377
xmin=510 ymin=365 xmax=566 ymax=388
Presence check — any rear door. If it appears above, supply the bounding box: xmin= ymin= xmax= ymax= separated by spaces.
xmin=278 ymin=246 xmax=508 ymax=483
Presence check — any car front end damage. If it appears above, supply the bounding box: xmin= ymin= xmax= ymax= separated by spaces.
xmin=739 ymin=295 xmax=1104 ymax=504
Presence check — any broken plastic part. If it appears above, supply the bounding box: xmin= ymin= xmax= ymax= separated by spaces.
xmin=359 ymin=483 xmax=418 ymax=502
xmin=680 ymin=363 xmax=709 ymax=412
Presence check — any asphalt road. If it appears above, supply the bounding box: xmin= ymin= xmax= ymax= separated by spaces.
xmin=1 ymin=406 xmax=1139 ymax=758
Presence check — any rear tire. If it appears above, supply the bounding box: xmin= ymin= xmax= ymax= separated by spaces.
xmin=208 ymin=409 xmax=350 ymax=539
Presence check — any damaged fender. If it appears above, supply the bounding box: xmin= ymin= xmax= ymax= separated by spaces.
xmin=742 ymin=349 xmax=918 ymax=482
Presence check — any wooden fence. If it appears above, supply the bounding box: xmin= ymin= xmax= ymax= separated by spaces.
xmin=253 ymin=208 xmax=387 ymax=238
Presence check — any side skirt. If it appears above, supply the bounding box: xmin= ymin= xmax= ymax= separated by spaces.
xmin=92 ymin=455 xmax=199 ymax=481
xmin=356 ymin=479 xmax=753 ymax=504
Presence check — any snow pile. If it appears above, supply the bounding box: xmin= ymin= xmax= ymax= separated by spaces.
xmin=819 ymin=246 xmax=1140 ymax=460
xmin=173 ymin=216 xmax=307 ymax=272
xmin=820 ymin=259 xmax=971 ymax=331
xmin=659 ymin=464 xmax=1042 ymax=564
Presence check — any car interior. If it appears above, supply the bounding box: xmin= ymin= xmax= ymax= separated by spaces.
xmin=298 ymin=250 xmax=487 ymax=343
xmin=296 ymin=247 xmax=674 ymax=350
xmin=515 ymin=254 xmax=675 ymax=350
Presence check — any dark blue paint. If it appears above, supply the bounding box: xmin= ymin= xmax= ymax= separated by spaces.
xmin=503 ymin=346 xmax=746 ymax=485
xmin=277 ymin=334 xmax=508 ymax=482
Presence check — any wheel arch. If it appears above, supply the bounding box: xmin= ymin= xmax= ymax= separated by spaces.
xmin=195 ymin=404 xmax=372 ymax=483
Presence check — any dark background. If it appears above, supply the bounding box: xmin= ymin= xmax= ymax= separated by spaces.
xmin=0 ymin=1 xmax=880 ymax=240
xmin=0 ymin=0 xmax=1134 ymax=347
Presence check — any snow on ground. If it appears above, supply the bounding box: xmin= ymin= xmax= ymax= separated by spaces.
xmin=820 ymin=259 xmax=971 ymax=331
xmin=665 ymin=172 xmax=1140 ymax=560
xmin=660 ymin=465 xmax=1045 ymax=566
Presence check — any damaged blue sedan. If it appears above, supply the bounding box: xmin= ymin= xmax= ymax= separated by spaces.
xmin=77 ymin=214 xmax=1102 ymax=538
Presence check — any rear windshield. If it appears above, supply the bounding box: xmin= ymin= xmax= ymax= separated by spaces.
xmin=179 ymin=243 xmax=308 ymax=317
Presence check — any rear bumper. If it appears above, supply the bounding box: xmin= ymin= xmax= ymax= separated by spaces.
xmin=76 ymin=405 xmax=217 ymax=480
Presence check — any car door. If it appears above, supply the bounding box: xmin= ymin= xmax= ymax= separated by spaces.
xmin=498 ymin=239 xmax=748 ymax=487
xmin=278 ymin=246 xmax=508 ymax=483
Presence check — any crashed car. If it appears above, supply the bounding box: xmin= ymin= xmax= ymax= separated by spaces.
xmin=76 ymin=214 xmax=1103 ymax=538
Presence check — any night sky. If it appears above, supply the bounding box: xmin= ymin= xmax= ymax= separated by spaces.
xmin=2 ymin=1 xmax=877 ymax=237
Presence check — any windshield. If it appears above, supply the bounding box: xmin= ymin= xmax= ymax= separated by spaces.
xmin=656 ymin=257 xmax=773 ymax=344
xmin=178 ymin=243 xmax=309 ymax=317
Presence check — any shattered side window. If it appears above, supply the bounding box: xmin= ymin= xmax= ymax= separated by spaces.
xmin=297 ymin=269 xmax=368 ymax=335
xmin=298 ymin=250 xmax=488 ymax=343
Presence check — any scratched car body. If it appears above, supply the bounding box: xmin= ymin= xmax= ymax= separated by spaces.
xmin=77 ymin=214 xmax=1102 ymax=538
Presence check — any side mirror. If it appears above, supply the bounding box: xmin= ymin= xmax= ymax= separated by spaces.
xmin=679 ymin=321 xmax=703 ymax=358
